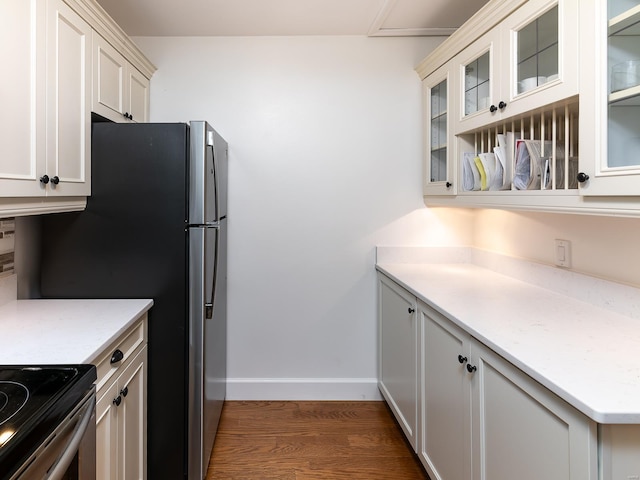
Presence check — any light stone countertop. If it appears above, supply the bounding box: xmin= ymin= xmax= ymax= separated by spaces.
xmin=0 ymin=299 xmax=153 ymax=365
xmin=377 ymin=261 xmax=640 ymax=424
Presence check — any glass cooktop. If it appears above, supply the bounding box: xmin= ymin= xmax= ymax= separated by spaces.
xmin=0 ymin=365 xmax=96 ymax=479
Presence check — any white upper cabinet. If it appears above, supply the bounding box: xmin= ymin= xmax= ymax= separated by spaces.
xmin=93 ymin=31 xmax=150 ymax=124
xmin=46 ymin=0 xmax=92 ymax=197
xmin=578 ymin=0 xmax=640 ymax=196
xmin=418 ymin=0 xmax=640 ymax=214
xmin=423 ymin=62 xmax=455 ymax=195
xmin=0 ymin=0 xmax=155 ymax=217
xmin=0 ymin=0 xmax=44 ymax=198
xmin=0 ymin=0 xmax=91 ymax=199
xmin=455 ymin=0 xmax=579 ymax=134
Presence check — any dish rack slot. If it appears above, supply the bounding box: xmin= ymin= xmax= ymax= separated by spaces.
xmin=458 ymin=103 xmax=579 ymax=192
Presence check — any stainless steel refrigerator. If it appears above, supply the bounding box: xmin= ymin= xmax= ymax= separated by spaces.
xmin=38 ymin=121 xmax=228 ymax=480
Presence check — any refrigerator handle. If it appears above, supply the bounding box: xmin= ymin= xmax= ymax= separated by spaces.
xmin=205 ymin=226 xmax=219 ymax=319
xmin=208 ymin=144 xmax=220 ymax=223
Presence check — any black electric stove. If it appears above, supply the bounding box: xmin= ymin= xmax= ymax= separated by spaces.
xmin=0 ymin=365 xmax=96 ymax=479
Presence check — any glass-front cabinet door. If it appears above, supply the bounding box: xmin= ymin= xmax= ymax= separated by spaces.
xmin=500 ymin=0 xmax=579 ymax=118
xmin=579 ymin=0 xmax=640 ymax=196
xmin=454 ymin=29 xmax=500 ymax=134
xmin=424 ymin=63 xmax=454 ymax=195
xmin=515 ymin=5 xmax=558 ymax=94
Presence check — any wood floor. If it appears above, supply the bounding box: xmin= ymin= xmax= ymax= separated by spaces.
xmin=205 ymin=401 xmax=429 ymax=480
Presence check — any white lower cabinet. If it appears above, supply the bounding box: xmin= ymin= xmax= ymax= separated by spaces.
xmin=378 ymin=272 xmax=597 ymax=479
xmin=419 ymin=302 xmax=596 ymax=480
xmin=470 ymin=335 xmax=595 ymax=480
xmin=95 ymin=317 xmax=147 ymax=480
xmin=378 ymin=274 xmax=418 ymax=450
xmin=420 ymin=305 xmax=471 ymax=480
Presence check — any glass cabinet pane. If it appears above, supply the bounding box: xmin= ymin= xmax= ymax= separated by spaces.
xmin=464 ymin=52 xmax=490 ymax=115
xmin=430 ymin=79 xmax=448 ymax=182
xmin=607 ymin=1 xmax=640 ymax=169
xmin=516 ymin=6 xmax=559 ymax=94
xmin=609 ymin=0 xmax=640 ymax=20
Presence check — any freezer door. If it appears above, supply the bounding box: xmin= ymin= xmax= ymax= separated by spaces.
xmin=189 ymin=121 xmax=228 ymax=225
xmin=188 ymin=221 xmax=227 ymax=479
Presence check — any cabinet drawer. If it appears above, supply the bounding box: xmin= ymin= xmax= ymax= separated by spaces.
xmin=95 ymin=315 xmax=147 ymax=392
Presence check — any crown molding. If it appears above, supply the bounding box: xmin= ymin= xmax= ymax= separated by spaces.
xmin=63 ymin=0 xmax=156 ymax=79
xmin=415 ymin=0 xmax=526 ymax=79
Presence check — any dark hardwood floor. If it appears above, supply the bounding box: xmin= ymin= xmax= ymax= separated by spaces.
xmin=206 ymin=401 xmax=429 ymax=480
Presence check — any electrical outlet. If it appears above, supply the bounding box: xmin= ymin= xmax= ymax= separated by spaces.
xmin=555 ymin=239 xmax=571 ymax=268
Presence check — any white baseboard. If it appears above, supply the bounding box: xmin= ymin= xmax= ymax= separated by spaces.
xmin=226 ymin=377 xmax=383 ymax=401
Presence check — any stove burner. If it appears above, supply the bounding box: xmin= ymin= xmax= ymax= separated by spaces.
xmin=0 ymin=381 xmax=29 ymax=426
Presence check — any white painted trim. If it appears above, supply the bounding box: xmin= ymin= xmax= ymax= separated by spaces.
xmin=0 ymin=198 xmax=87 ymax=218
xmin=367 ymin=0 xmax=459 ymax=37
xmin=414 ymin=0 xmax=526 ymax=79
xmin=226 ymin=378 xmax=383 ymax=401
xmin=367 ymin=0 xmax=399 ymax=36
xmin=370 ymin=27 xmax=458 ymax=37
xmin=63 ymin=0 xmax=156 ymax=79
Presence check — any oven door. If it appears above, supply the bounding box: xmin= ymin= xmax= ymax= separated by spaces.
xmin=10 ymin=389 xmax=96 ymax=480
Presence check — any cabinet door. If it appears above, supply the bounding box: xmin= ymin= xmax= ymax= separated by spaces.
xmin=0 ymin=0 xmax=45 ymax=197
xmin=578 ymin=0 xmax=640 ymax=196
xmin=93 ymin=31 xmax=128 ymax=123
xmin=46 ymin=0 xmax=91 ymax=196
xmin=118 ymin=346 xmax=147 ymax=480
xmin=420 ymin=304 xmax=472 ymax=480
xmin=470 ymin=341 xmax=596 ymax=480
xmin=378 ymin=275 xmax=418 ymax=449
xmin=454 ymin=28 xmax=501 ymax=134
xmin=498 ymin=0 xmax=579 ymax=119
xmin=128 ymin=68 xmax=150 ymax=123
xmin=423 ymin=63 xmax=455 ymax=195
xmin=97 ymin=382 xmax=120 ymax=480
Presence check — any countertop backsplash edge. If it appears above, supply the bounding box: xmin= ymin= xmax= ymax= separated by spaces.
xmin=376 ymin=246 xmax=640 ymax=320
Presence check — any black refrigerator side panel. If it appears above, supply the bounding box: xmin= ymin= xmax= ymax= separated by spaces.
xmin=40 ymin=122 xmax=190 ymax=480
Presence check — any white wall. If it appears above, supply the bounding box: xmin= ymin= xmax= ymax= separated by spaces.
xmin=473 ymin=209 xmax=640 ymax=288
xmin=134 ymin=35 xmax=473 ymax=399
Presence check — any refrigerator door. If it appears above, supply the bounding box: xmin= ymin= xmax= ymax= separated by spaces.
xmin=189 ymin=122 xmax=228 ymax=225
xmin=188 ymin=220 xmax=227 ymax=479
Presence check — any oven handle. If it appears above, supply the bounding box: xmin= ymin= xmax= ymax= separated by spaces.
xmin=45 ymin=392 xmax=96 ymax=480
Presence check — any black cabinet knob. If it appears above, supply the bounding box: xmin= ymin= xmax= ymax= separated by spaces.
xmin=498 ymin=101 xmax=507 ymax=110
xmin=489 ymin=105 xmax=498 ymax=113
xmin=577 ymin=172 xmax=590 ymax=183
xmin=113 ymin=395 xmax=122 ymax=406
xmin=120 ymin=386 xmax=129 ymax=397
xmin=407 ymin=307 xmax=415 ymax=314
xmin=446 ymin=181 xmax=452 ymax=188
xmin=110 ymin=349 xmax=124 ymax=364
xmin=51 ymin=176 xmax=59 ymax=185
xmin=457 ymin=355 xmax=467 ymax=364
xmin=39 ymin=175 xmax=49 ymax=184
xmin=124 ymin=112 xmax=131 ymax=120
xmin=466 ymin=364 xmax=477 ymax=373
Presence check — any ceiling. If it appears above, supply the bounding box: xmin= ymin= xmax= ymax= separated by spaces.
xmin=95 ymin=0 xmax=490 ymax=37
